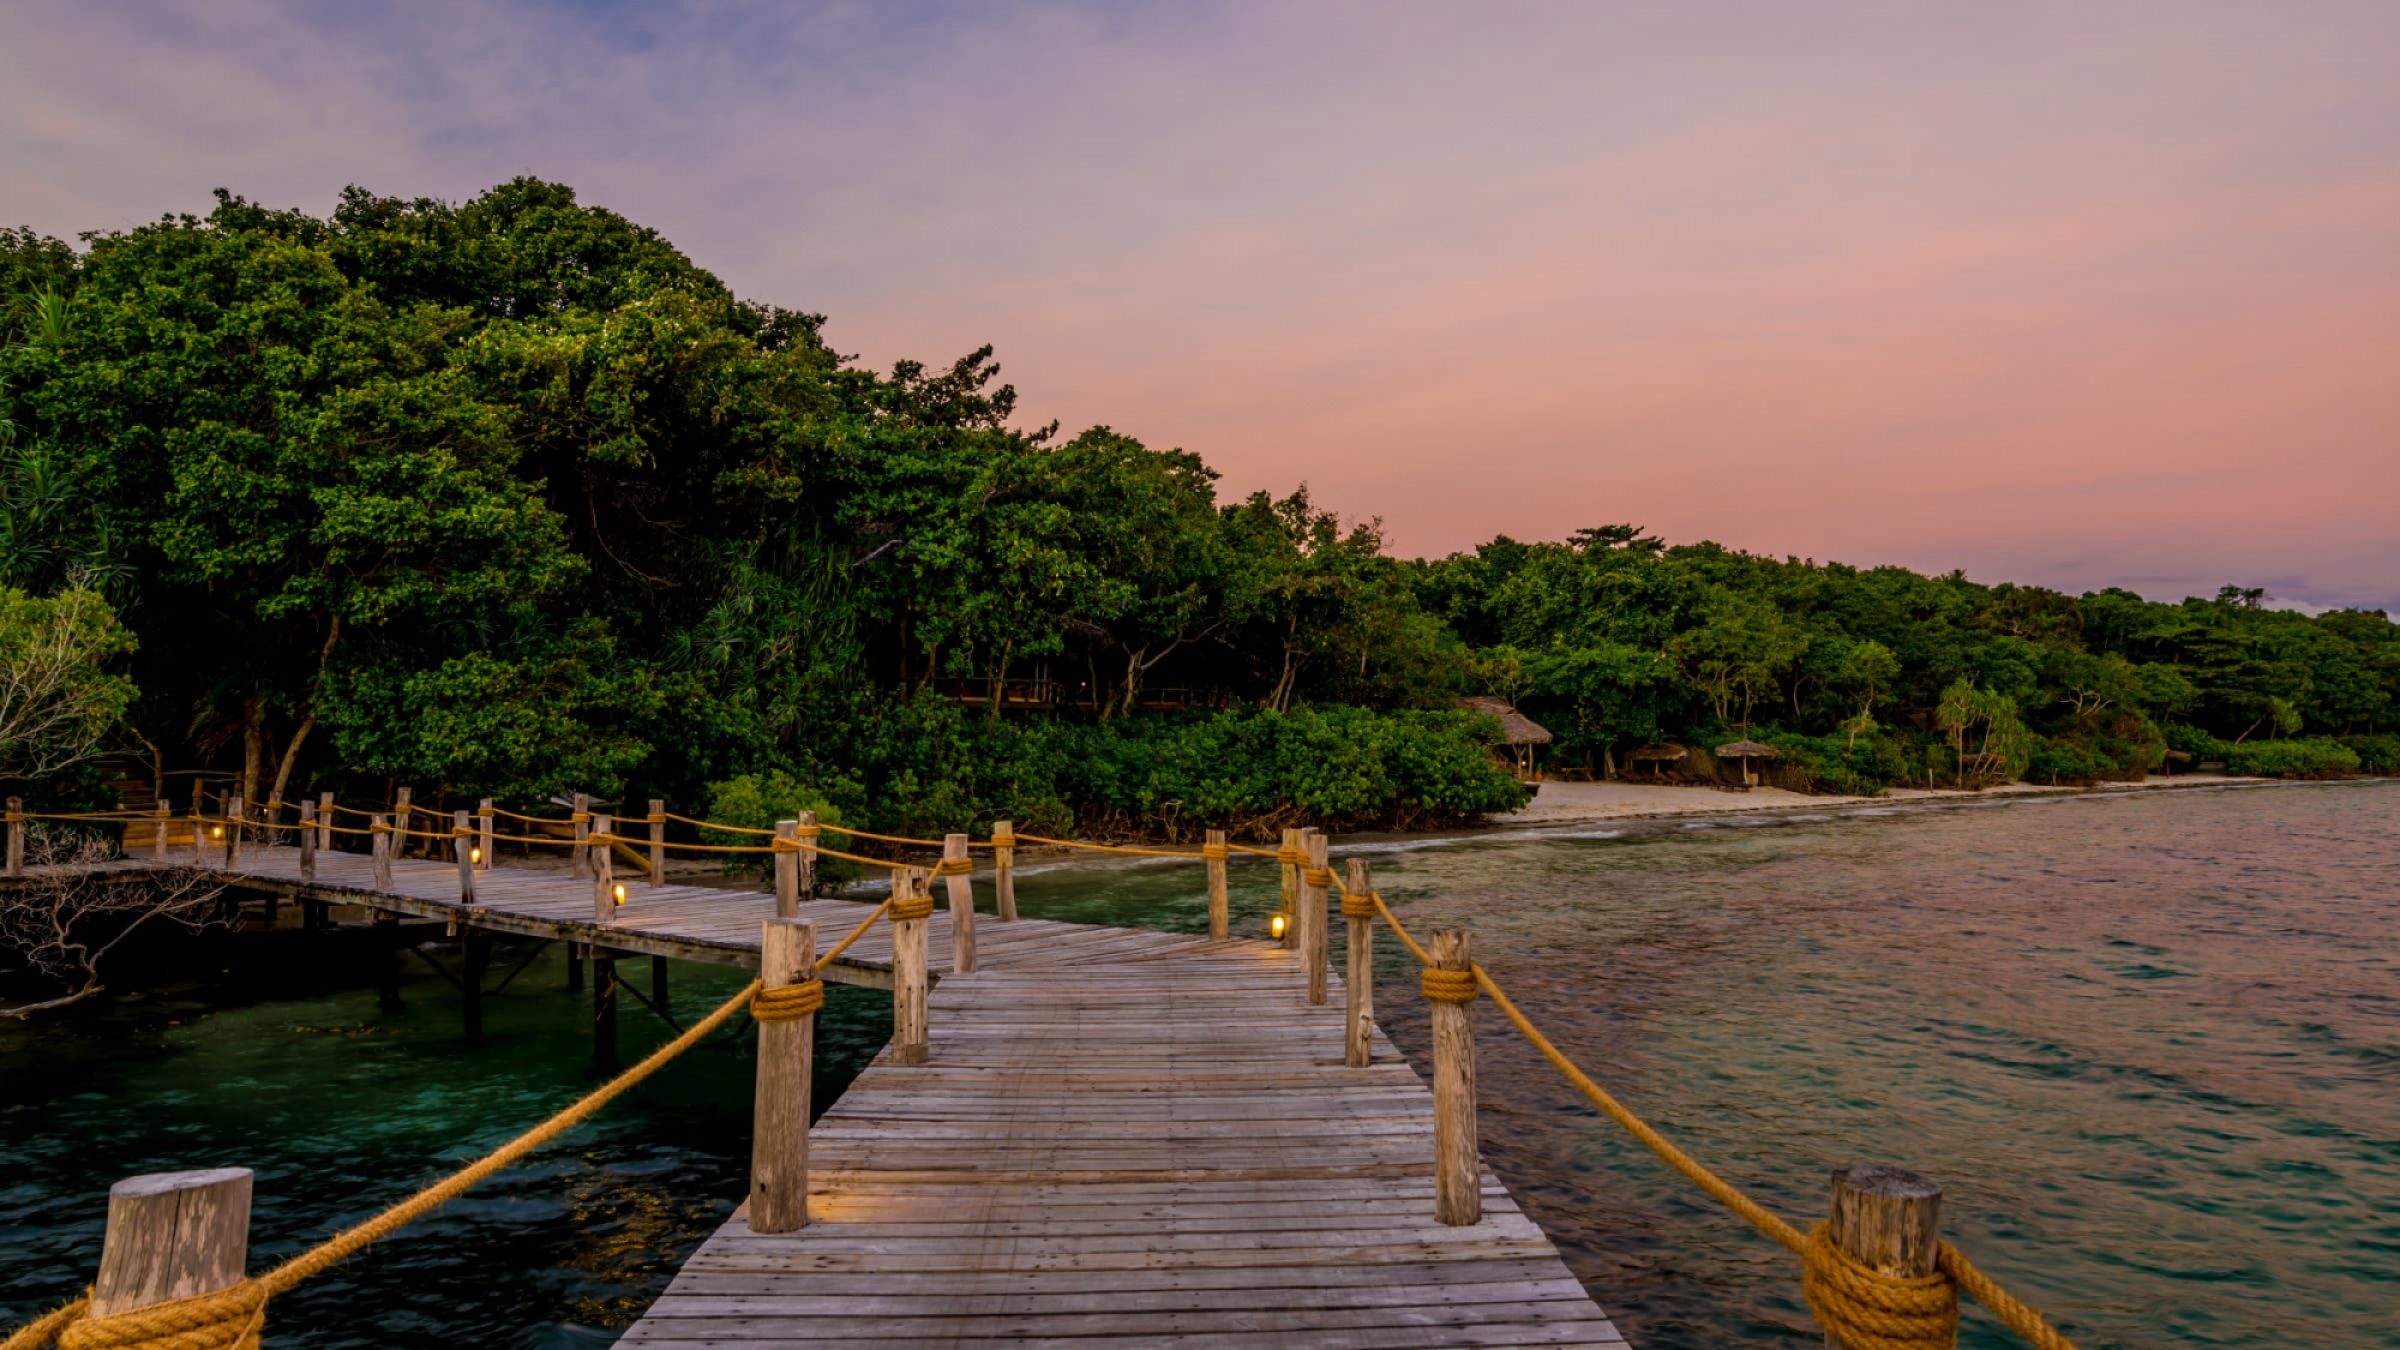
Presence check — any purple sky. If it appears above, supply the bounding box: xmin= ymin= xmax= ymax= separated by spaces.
xmin=5 ymin=1 xmax=2395 ymax=610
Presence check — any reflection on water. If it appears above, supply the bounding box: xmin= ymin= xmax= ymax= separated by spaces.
xmin=5 ymin=780 xmax=2395 ymax=1347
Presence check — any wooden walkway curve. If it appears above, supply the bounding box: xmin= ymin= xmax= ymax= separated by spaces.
xmin=125 ymin=845 xmax=1623 ymax=1346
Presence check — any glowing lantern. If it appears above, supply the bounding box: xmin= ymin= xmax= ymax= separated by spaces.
xmin=612 ymin=883 xmax=628 ymax=906
xmin=470 ymin=846 xmax=483 ymax=865
xmin=1269 ymin=913 xmax=1287 ymax=939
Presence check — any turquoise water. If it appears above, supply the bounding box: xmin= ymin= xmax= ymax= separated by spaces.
xmin=5 ymin=780 xmax=2396 ymax=1346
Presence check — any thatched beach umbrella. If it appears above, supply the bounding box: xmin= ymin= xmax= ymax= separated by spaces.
xmin=1626 ymin=745 xmax=1687 ymax=765
xmin=1714 ymin=739 xmax=1779 ymax=788
xmin=1459 ymin=697 xmax=1553 ymax=779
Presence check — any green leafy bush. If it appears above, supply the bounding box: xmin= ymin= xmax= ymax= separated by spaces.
xmin=2339 ymin=734 xmax=2400 ymax=775
xmin=2221 ymin=738 xmax=2361 ymax=778
xmin=700 ymin=770 xmax=859 ymax=887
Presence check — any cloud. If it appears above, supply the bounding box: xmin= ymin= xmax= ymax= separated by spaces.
xmin=2 ymin=0 xmax=2395 ymax=610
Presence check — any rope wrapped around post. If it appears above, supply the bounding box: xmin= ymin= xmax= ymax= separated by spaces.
xmin=750 ymin=979 xmax=825 ymax=1022
xmin=1200 ymin=841 xmax=1229 ymax=861
xmin=1274 ymin=845 xmax=1306 ymax=866
xmin=1802 ymin=1223 xmax=1960 ymax=1350
xmin=888 ymin=886 xmax=936 ymax=923
xmin=1340 ymin=887 xmax=1377 ymax=920
xmin=1300 ymin=864 xmax=1335 ymax=890
xmin=1420 ymin=965 xmax=1479 ymax=1005
xmin=930 ymin=856 xmax=972 ymax=878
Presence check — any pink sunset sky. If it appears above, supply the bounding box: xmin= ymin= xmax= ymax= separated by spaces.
xmin=5 ymin=1 xmax=2395 ymax=609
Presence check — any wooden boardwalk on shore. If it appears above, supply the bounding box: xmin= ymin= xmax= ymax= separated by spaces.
xmin=114 ymin=844 xmax=1621 ymax=1345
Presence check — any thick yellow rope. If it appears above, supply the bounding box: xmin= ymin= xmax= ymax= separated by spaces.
xmin=1010 ymin=833 xmax=1209 ymax=859
xmin=929 ymin=856 xmax=972 ymax=878
xmin=4 ymin=976 xmax=767 ymax=1350
xmin=751 ymin=980 xmax=824 ymax=1021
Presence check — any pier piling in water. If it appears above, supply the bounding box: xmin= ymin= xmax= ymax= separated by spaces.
xmin=89 ymin=1168 xmax=253 ymax=1321
xmin=1821 ymin=1164 xmax=1945 ymax=1349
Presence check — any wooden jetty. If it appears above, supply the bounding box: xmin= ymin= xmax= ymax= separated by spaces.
xmin=86 ymin=836 xmax=1623 ymax=1346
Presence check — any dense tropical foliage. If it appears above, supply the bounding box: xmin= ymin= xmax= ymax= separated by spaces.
xmin=1 ymin=184 xmax=2392 ymax=836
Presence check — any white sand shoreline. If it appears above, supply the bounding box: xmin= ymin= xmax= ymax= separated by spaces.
xmin=1486 ymin=772 xmax=2285 ymax=829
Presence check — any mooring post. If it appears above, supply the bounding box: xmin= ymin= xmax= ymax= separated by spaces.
xmin=891 ymin=867 xmax=931 ymax=1066
xmin=393 ymin=786 xmax=412 ymax=859
xmin=477 ymin=798 xmax=494 ymax=872
xmin=86 ymin=1167 xmax=253 ymax=1322
xmin=153 ymin=802 xmax=171 ymax=861
xmin=1300 ymin=830 xmax=1330 ymax=1006
xmin=1278 ymin=826 xmax=1302 ymax=949
xmin=376 ymin=910 xmax=402 ymax=1011
xmin=992 ymin=819 xmax=1018 ymax=921
xmin=571 ymin=792 xmax=592 ymax=879
xmin=298 ymin=801 xmax=318 ymax=883
xmin=317 ymin=790 xmax=334 ymax=851
xmin=773 ymin=819 xmax=800 ymax=920
xmin=943 ymin=832 xmax=976 ymax=975
xmin=1821 ymin=1165 xmax=1946 ymax=1349
xmin=591 ymin=812 xmax=616 ymax=923
xmin=462 ymin=929 xmax=490 ymax=1044
xmin=371 ymin=813 xmax=392 ymax=891
xmin=592 ymin=950 xmax=619 ymax=1074
xmin=648 ymin=797 xmax=666 ymax=886
xmin=1429 ymin=927 xmax=1481 ymax=1226
xmin=5 ymin=796 xmax=23 ymax=878
xmin=224 ymin=793 xmax=243 ymax=867
xmin=750 ymin=918 xmax=818 ymax=1233
xmin=1204 ymin=828 xmax=1229 ymax=940
xmin=453 ymin=809 xmax=475 ymax=906
xmin=566 ymin=942 xmax=585 ymax=993
xmin=651 ymin=954 xmax=669 ymax=1006
xmin=1345 ymin=857 xmax=1375 ymax=1068
xmin=189 ymin=787 xmax=205 ymax=864
xmin=794 ymin=810 xmax=818 ymax=904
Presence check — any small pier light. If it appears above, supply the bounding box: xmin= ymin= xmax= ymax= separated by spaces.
xmin=1269 ymin=913 xmax=1286 ymax=939
xmin=470 ymin=846 xmax=483 ymax=865
xmin=612 ymin=882 xmax=628 ymax=906
xmin=209 ymin=824 xmax=224 ymax=840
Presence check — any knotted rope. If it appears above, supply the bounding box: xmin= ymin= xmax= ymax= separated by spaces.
xmin=930 ymin=856 xmax=972 ymax=878
xmin=750 ymin=979 xmax=824 ymax=1022
xmin=1274 ymin=845 xmax=1305 ymax=866
xmin=888 ymin=887 xmax=935 ymax=922
xmin=1801 ymin=1224 xmax=1960 ymax=1349
xmin=1200 ymin=842 xmax=1229 ymax=861
xmin=1341 ymin=887 xmax=1377 ymax=920
xmin=1299 ymin=865 xmax=1335 ymax=890
xmin=989 ymin=829 xmax=1014 ymax=849
xmin=1420 ymin=966 xmax=1479 ymax=1004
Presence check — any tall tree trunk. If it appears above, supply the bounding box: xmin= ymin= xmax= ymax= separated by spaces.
xmin=241 ymin=697 xmax=266 ymax=803
xmin=265 ymin=715 xmax=316 ymax=814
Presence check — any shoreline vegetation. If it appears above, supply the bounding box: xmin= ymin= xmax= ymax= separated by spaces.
xmin=0 ymin=179 xmax=2393 ymax=860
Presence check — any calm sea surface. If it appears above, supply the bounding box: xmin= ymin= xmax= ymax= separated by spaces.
xmin=3 ymin=780 xmax=2394 ymax=1346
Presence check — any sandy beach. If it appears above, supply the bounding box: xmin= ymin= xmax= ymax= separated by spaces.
xmin=1490 ymin=773 xmax=2269 ymax=826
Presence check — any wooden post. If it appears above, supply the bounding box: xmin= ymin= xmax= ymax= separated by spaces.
xmin=1300 ymin=830 xmax=1330 ymax=1006
xmin=153 ymin=802 xmax=171 ymax=861
xmin=393 ymin=786 xmax=412 ymax=860
xmin=462 ymin=929 xmax=490 ymax=1044
xmin=571 ymin=792 xmax=592 ymax=879
xmin=648 ymin=797 xmax=666 ymax=886
xmin=891 ymin=868 xmax=930 ymax=1066
xmin=794 ymin=810 xmax=818 ymax=905
xmin=189 ymin=788 xmax=205 ymax=864
xmin=651 ymin=954 xmax=669 ymax=1006
xmin=477 ymin=798 xmax=495 ymax=872
xmin=943 ymin=833 xmax=976 ymax=975
xmin=992 ymin=819 xmax=1017 ymax=922
xmin=1821 ymin=1165 xmax=1945 ymax=1349
xmin=1345 ymin=857 xmax=1374 ymax=1068
xmin=1278 ymin=826 xmax=1302 ymax=949
xmin=298 ymin=802 xmax=317 ymax=883
xmin=5 ymin=796 xmax=22 ymax=877
xmin=223 ymin=794 xmax=243 ymax=867
xmin=87 ymin=1168 xmax=253 ymax=1320
xmin=375 ymin=911 xmax=402 ymax=1011
xmin=566 ymin=941 xmax=585 ymax=993
xmin=592 ymin=812 xmax=616 ymax=924
xmin=1429 ymin=927 xmax=1481 ymax=1226
xmin=751 ymin=918 xmax=817 ymax=1233
xmin=1204 ymin=828 xmax=1228 ymax=941
xmin=453 ymin=809 xmax=475 ymax=905
xmin=371 ymin=813 xmax=392 ymax=891
xmin=773 ymin=820 xmax=800 ymax=920
xmin=592 ymin=951 xmax=619 ymax=1074
xmin=317 ymin=790 xmax=334 ymax=851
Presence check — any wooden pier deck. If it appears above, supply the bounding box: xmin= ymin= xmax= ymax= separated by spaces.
xmin=119 ymin=845 xmax=1622 ymax=1345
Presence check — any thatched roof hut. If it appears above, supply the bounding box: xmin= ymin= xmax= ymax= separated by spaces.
xmin=1459 ymin=697 xmax=1553 ymax=746
xmin=1626 ymin=744 xmax=1687 ymax=763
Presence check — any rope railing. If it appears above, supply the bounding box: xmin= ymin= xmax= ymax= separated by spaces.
xmin=8 ymin=792 xmax=2076 ymax=1348
xmin=1 ymin=898 xmax=893 ymax=1350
